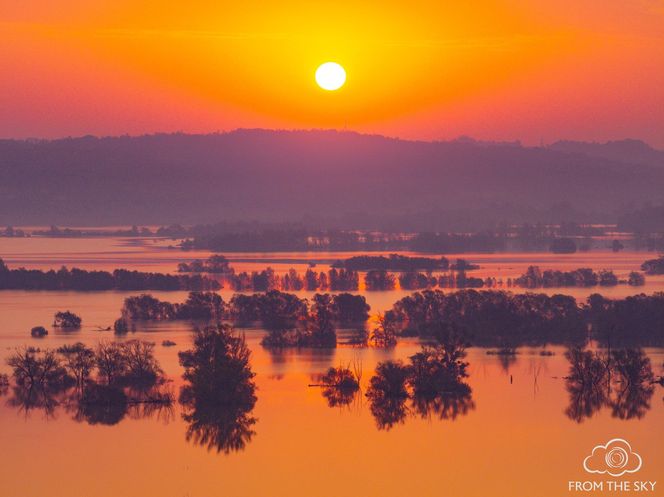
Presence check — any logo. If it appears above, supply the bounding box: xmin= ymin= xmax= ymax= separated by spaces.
xmin=583 ymin=438 xmax=642 ymax=477
xmin=568 ymin=438 xmax=656 ymax=493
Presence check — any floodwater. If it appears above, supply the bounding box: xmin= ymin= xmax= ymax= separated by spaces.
xmin=0 ymin=237 xmax=662 ymax=497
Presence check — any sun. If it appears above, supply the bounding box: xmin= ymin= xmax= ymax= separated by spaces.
xmin=315 ymin=62 xmax=346 ymax=91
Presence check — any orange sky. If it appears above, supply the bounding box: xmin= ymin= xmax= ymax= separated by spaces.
xmin=1 ymin=0 xmax=663 ymax=145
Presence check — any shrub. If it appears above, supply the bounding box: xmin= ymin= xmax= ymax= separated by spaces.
xmin=113 ymin=318 xmax=129 ymax=334
xmin=317 ymin=365 xmax=361 ymax=407
xmin=31 ymin=326 xmax=48 ymax=338
xmin=641 ymin=256 xmax=664 ymax=275
xmin=366 ymin=361 xmax=410 ymax=400
xmin=319 ymin=366 xmax=360 ymax=390
xmin=53 ymin=311 xmax=82 ymax=329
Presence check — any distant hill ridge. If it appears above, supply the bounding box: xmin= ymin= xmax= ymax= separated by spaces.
xmin=0 ymin=129 xmax=662 ymax=227
xmin=548 ymin=139 xmax=664 ymax=168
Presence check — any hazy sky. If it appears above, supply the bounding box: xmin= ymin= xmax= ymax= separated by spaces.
xmin=1 ymin=0 xmax=663 ymax=145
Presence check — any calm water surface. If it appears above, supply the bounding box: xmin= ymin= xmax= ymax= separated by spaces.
xmin=1 ymin=237 xmax=662 ymax=497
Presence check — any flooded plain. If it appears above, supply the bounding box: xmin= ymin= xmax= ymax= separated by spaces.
xmin=0 ymin=237 xmax=662 ymax=497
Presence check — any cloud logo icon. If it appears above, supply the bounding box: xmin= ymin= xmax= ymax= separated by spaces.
xmin=583 ymin=439 xmax=642 ymax=477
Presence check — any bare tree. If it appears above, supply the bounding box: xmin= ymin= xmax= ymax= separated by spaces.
xmin=58 ymin=343 xmax=95 ymax=388
xmin=6 ymin=347 xmax=66 ymax=388
xmin=95 ymin=342 xmax=127 ymax=385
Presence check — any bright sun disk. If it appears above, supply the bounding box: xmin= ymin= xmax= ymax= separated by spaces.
xmin=315 ymin=62 xmax=346 ymax=91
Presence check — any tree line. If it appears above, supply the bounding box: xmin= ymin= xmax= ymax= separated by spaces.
xmin=514 ymin=266 xmax=645 ymax=288
xmin=107 ymin=288 xmax=664 ymax=349
xmin=0 ymin=259 xmax=219 ymax=291
xmin=384 ymin=289 xmax=664 ymax=347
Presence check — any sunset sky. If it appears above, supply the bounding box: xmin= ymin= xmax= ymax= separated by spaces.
xmin=2 ymin=0 xmax=663 ymax=146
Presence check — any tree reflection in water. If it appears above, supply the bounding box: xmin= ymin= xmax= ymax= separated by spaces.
xmin=180 ymin=391 xmax=257 ymax=454
xmin=6 ymin=384 xmax=66 ymax=419
xmin=4 ymin=382 xmax=175 ymax=426
xmin=564 ymin=347 xmax=655 ymax=422
xmin=178 ymin=324 xmax=258 ymax=454
xmin=74 ymin=384 xmax=128 ymax=425
xmin=0 ymin=374 xmax=9 ymax=396
xmin=366 ymin=361 xmax=410 ymax=430
xmin=366 ymin=324 xmax=475 ymax=430
xmin=410 ymin=385 xmax=475 ymax=421
xmin=320 ymin=385 xmax=359 ymax=408
xmin=370 ymin=397 xmax=409 ymax=430
xmin=367 ymin=368 xmax=474 ymax=430
xmin=313 ymin=364 xmax=362 ymax=409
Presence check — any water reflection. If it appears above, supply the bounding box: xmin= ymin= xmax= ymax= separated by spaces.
xmin=264 ymin=346 xmax=336 ymax=367
xmin=410 ymin=386 xmax=475 ymax=421
xmin=178 ymin=324 xmax=258 ymax=454
xmin=2 ymin=336 xmax=661 ymax=458
xmin=320 ymin=385 xmax=359 ymax=408
xmin=367 ymin=382 xmax=475 ymax=430
xmin=564 ymin=347 xmax=655 ymax=422
xmin=486 ymin=348 xmax=518 ymax=373
xmin=369 ymin=396 xmax=409 ymax=431
xmin=364 ymin=328 xmax=476 ymax=429
xmin=312 ymin=365 xmax=362 ymax=408
xmin=4 ymin=382 xmax=176 ymax=426
xmin=6 ymin=385 xmax=66 ymax=418
xmin=73 ymin=385 xmax=128 ymax=425
xmin=180 ymin=393 xmax=257 ymax=454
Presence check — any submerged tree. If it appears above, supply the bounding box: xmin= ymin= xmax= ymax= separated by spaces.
xmin=53 ymin=311 xmax=82 ymax=329
xmin=259 ymin=292 xmax=338 ymax=348
xmin=7 ymin=347 xmax=69 ymax=389
xmin=113 ymin=317 xmax=129 ymax=334
xmin=365 ymin=325 xmax=475 ymax=429
xmin=57 ymin=343 xmax=95 ymax=389
xmin=5 ymin=347 xmax=72 ymax=417
xmin=315 ymin=364 xmax=361 ymax=408
xmin=331 ymin=293 xmax=370 ymax=323
xmin=30 ymin=326 xmax=48 ymax=338
xmin=95 ymin=342 xmax=128 ymax=385
xmin=178 ymin=324 xmax=257 ymax=454
xmin=4 ymin=340 xmax=169 ymax=423
xmin=369 ymin=315 xmax=398 ymax=348
xmin=408 ymin=323 xmax=470 ymax=396
xmin=366 ymin=360 xmax=411 ymax=430
xmin=306 ymin=294 xmax=337 ymax=347
xmin=122 ymin=340 xmax=163 ymax=385
xmin=364 ymin=270 xmax=396 ymax=291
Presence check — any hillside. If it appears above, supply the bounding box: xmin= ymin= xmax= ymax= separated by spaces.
xmin=1 ymin=130 xmax=663 ymax=229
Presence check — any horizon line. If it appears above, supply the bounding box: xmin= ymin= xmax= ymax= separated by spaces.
xmin=0 ymin=128 xmax=658 ymax=150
